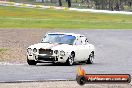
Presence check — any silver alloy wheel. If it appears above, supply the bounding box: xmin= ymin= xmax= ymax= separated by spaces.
xmin=69 ymin=54 xmax=74 ymax=65
xmin=67 ymin=53 xmax=74 ymax=66
xmin=89 ymin=53 xmax=94 ymax=63
xmin=87 ymin=52 xmax=94 ymax=64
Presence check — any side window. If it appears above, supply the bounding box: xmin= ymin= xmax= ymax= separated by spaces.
xmin=75 ymin=37 xmax=83 ymax=45
xmin=85 ymin=38 xmax=89 ymax=44
xmin=80 ymin=36 xmax=87 ymax=45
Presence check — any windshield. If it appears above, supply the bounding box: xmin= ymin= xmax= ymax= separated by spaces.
xmin=41 ymin=34 xmax=76 ymax=45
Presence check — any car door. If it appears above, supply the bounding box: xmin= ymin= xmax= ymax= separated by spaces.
xmin=74 ymin=36 xmax=85 ymax=62
xmin=83 ymin=38 xmax=91 ymax=59
xmin=79 ymin=36 xmax=88 ymax=60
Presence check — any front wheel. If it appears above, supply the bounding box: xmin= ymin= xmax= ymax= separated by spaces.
xmin=27 ymin=59 xmax=37 ymax=65
xmin=87 ymin=52 xmax=94 ymax=64
xmin=66 ymin=53 xmax=75 ymax=66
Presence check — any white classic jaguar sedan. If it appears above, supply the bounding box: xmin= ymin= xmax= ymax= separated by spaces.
xmin=27 ymin=32 xmax=95 ymax=66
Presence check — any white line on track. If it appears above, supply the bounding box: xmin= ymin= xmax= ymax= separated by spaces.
xmin=0 ymin=62 xmax=26 ymax=65
xmin=0 ymin=79 xmax=75 ymax=83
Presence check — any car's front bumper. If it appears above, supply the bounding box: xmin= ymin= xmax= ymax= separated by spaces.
xmin=27 ymin=54 xmax=68 ymax=63
xmin=37 ymin=55 xmax=58 ymax=61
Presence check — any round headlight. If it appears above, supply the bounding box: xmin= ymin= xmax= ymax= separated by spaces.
xmin=60 ymin=50 xmax=65 ymax=56
xmin=33 ymin=48 xmax=37 ymax=53
xmin=27 ymin=48 xmax=32 ymax=54
xmin=54 ymin=50 xmax=58 ymax=54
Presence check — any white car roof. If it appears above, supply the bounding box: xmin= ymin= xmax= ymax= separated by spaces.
xmin=47 ymin=32 xmax=85 ymax=37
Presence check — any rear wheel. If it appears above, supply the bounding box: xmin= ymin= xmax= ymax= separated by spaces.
xmin=27 ymin=59 xmax=37 ymax=65
xmin=87 ymin=52 xmax=94 ymax=64
xmin=66 ymin=53 xmax=75 ymax=66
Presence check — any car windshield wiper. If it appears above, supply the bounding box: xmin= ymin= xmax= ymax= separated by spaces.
xmin=42 ymin=42 xmax=52 ymax=43
xmin=58 ymin=42 xmax=64 ymax=44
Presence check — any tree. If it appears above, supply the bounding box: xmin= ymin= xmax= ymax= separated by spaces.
xmin=50 ymin=0 xmax=53 ymax=3
xmin=67 ymin=0 xmax=71 ymax=7
xmin=58 ymin=0 xmax=62 ymax=6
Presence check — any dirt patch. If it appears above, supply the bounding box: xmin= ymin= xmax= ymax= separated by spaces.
xmin=0 ymin=29 xmax=50 ymax=63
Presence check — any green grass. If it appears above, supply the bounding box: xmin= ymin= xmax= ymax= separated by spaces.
xmin=0 ymin=48 xmax=8 ymax=52
xmin=0 ymin=6 xmax=132 ymax=29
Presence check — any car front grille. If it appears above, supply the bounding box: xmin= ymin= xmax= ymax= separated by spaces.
xmin=38 ymin=56 xmax=55 ymax=61
xmin=39 ymin=49 xmax=53 ymax=55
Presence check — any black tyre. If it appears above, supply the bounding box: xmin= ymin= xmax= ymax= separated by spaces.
xmin=27 ymin=59 xmax=37 ymax=65
xmin=76 ymin=75 xmax=87 ymax=85
xmin=66 ymin=53 xmax=75 ymax=66
xmin=87 ymin=52 xmax=94 ymax=64
xmin=52 ymin=62 xmax=57 ymax=65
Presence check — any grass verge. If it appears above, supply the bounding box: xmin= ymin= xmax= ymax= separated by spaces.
xmin=0 ymin=6 xmax=132 ymax=29
xmin=0 ymin=48 xmax=8 ymax=52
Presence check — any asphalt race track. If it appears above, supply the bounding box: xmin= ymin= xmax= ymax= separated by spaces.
xmin=0 ymin=30 xmax=132 ymax=82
